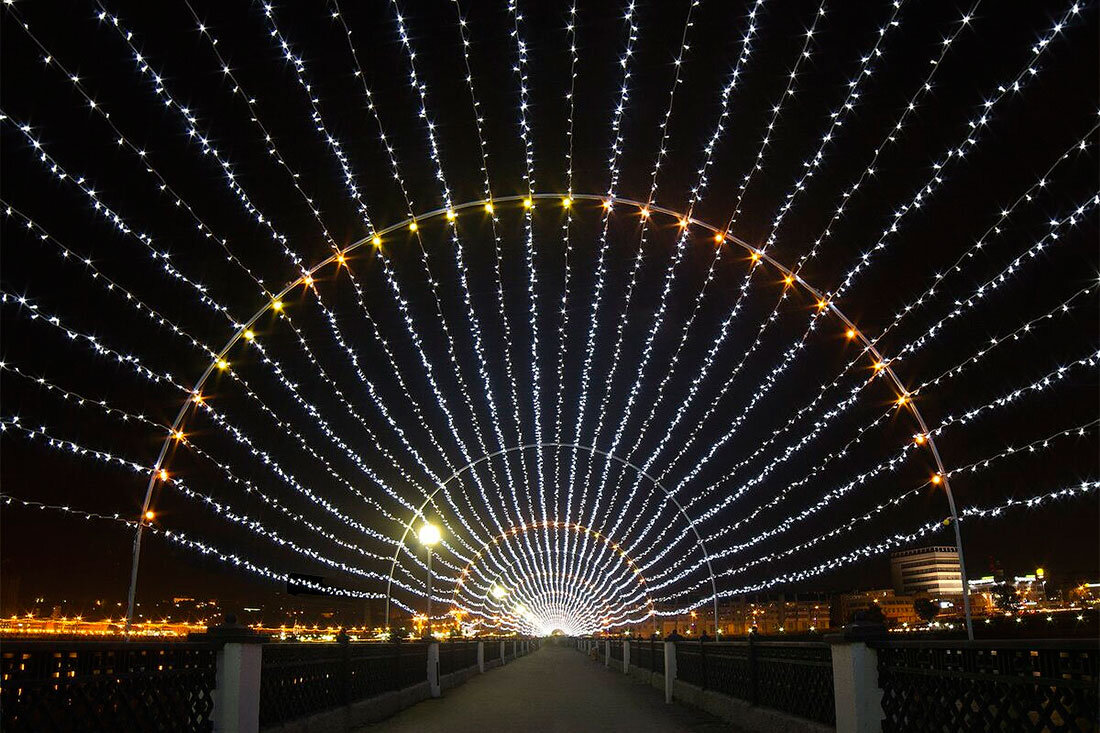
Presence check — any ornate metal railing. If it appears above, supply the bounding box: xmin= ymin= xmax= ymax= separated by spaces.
xmin=0 ymin=639 xmax=217 ymax=732
xmin=258 ymin=641 xmax=427 ymax=728
xmin=438 ymin=640 xmax=478 ymax=676
xmin=872 ymin=639 xmax=1099 ymax=732
xmin=675 ymin=640 xmax=835 ymax=726
xmin=629 ymin=637 xmax=664 ymax=673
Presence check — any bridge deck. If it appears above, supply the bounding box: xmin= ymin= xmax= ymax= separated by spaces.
xmin=360 ymin=643 xmax=730 ymax=732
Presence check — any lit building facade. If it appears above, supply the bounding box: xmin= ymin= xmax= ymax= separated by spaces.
xmin=890 ymin=546 xmax=963 ymax=595
xmin=833 ymin=589 xmax=921 ymax=627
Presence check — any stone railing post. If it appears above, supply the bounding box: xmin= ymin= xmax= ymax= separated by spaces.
xmin=826 ymin=622 xmax=886 ymax=733
xmin=663 ymin=641 xmax=677 ymax=703
xmin=426 ymin=642 xmax=441 ymax=698
xmin=622 ymin=639 xmax=630 ymax=672
xmin=605 ymin=639 xmax=611 ymax=667
xmin=477 ymin=640 xmax=485 ymax=673
xmin=188 ymin=615 xmax=268 ymax=733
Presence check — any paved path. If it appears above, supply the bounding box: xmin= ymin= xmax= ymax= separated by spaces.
xmin=360 ymin=643 xmax=732 ymax=733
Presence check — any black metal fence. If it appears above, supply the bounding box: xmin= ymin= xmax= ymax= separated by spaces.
xmin=484 ymin=639 xmax=501 ymax=661
xmin=675 ymin=640 xmax=835 ymax=725
xmin=438 ymin=640 xmax=479 ymax=676
xmin=258 ymin=641 xmax=427 ymax=728
xmin=872 ymin=639 xmax=1099 ymax=732
xmin=0 ymin=639 xmax=217 ymax=732
xmin=630 ymin=637 xmax=664 ymax=673
xmin=610 ymin=639 xmax=623 ymax=661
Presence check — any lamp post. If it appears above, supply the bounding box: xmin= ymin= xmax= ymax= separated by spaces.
xmin=419 ymin=522 xmax=441 ymax=639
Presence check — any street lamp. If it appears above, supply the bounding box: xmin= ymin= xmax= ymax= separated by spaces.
xmin=419 ymin=522 xmax=441 ymax=638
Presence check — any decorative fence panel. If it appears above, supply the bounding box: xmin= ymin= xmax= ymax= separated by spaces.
xmin=484 ymin=640 xmax=501 ymax=661
xmin=259 ymin=642 xmax=428 ymax=728
xmin=873 ymin=639 xmax=1099 ymax=732
xmin=610 ymin=640 xmax=623 ymax=661
xmin=438 ymin=641 xmax=478 ymax=676
xmin=675 ymin=640 xmax=835 ymax=726
xmin=0 ymin=639 xmax=216 ymax=732
xmin=755 ymin=642 xmax=835 ymax=725
xmin=632 ymin=638 xmax=663 ymax=672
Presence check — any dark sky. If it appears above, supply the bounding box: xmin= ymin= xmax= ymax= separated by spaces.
xmin=0 ymin=0 xmax=1096 ymax=627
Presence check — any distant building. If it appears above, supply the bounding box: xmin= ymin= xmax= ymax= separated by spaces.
xmin=833 ymin=589 xmax=920 ymax=627
xmin=714 ymin=595 xmax=830 ymax=636
xmin=891 ymin=546 xmax=963 ymax=595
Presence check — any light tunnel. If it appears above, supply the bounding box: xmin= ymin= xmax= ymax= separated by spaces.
xmin=137 ymin=194 xmax=964 ymax=637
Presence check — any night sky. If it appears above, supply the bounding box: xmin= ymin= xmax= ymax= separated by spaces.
xmin=1 ymin=0 xmax=1096 ymax=629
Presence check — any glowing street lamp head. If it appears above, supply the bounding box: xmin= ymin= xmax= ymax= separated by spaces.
xmin=418 ymin=522 xmax=441 ymax=547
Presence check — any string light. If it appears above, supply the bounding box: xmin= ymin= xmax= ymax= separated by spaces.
xmin=0 ymin=1 xmax=1092 ymax=634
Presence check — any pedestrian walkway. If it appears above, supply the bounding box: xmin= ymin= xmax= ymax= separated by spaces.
xmin=360 ymin=642 xmax=730 ymax=733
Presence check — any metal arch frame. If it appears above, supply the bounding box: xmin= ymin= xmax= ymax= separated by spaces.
xmin=129 ymin=192 xmax=973 ymax=640
xmin=383 ymin=441 xmax=699 ymax=633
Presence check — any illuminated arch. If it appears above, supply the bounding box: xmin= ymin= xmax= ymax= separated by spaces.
xmin=383 ymin=441 xmax=713 ymax=634
xmin=132 ymin=194 xmax=971 ymax=636
xmin=450 ymin=520 xmax=654 ymax=633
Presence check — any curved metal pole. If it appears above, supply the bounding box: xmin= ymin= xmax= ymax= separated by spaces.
xmin=135 ymin=193 xmax=969 ymax=639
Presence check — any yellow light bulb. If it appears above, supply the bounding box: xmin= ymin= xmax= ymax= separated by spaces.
xmin=714 ymin=233 xmax=725 ymax=244
xmin=271 ymin=300 xmax=283 ymax=311
xmin=784 ymin=275 xmax=794 ymax=286
xmin=408 ymin=222 xmax=418 ymax=232
xmin=563 ymin=197 xmax=573 ymax=208
xmin=914 ymin=434 xmax=926 ymax=445
xmin=846 ymin=328 xmax=857 ymax=340
xmin=173 ymin=431 xmax=184 ymax=441
xmin=523 ymin=198 xmax=533 ymax=209
xmin=601 ymin=200 xmax=612 ymax=209
xmin=158 ymin=469 xmax=168 ymax=481
xmin=640 ymin=208 xmax=650 ymax=219
xmin=817 ymin=299 xmax=829 ymax=311
xmin=931 ymin=474 xmax=942 ymax=485
xmin=679 ymin=218 xmax=689 ymax=228
xmin=484 ymin=202 xmax=494 ymax=214
xmin=336 ymin=253 xmax=347 ymax=264
xmin=372 ymin=235 xmax=382 ymax=247
xmin=303 ymin=275 xmax=314 ymax=286
xmin=243 ymin=330 xmax=255 ymax=341
xmin=446 ymin=210 xmax=456 ymax=221
xmin=216 ymin=359 xmax=229 ymax=370
xmin=145 ymin=510 xmax=156 ymax=521
xmin=750 ymin=252 xmax=761 ymax=262
xmin=896 ymin=395 xmax=909 ymax=406
xmin=192 ymin=393 xmax=204 ymax=404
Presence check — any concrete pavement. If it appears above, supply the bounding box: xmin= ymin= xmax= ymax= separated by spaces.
xmin=359 ymin=642 xmax=733 ymax=732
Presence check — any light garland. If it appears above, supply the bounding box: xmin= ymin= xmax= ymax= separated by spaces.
xmin=0 ymin=1 xmax=1094 ymax=634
